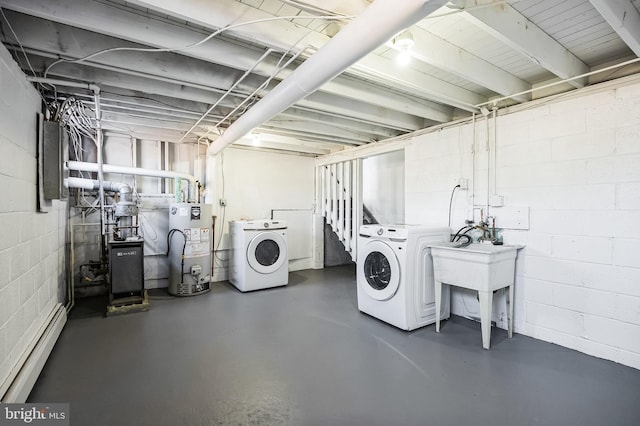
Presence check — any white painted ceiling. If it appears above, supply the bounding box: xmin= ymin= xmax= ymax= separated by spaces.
xmin=1 ymin=0 xmax=639 ymax=156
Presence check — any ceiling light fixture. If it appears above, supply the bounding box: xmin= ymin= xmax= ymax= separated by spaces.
xmin=392 ymin=31 xmax=414 ymax=66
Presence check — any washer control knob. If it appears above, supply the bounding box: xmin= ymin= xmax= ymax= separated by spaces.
xmin=264 ymin=222 xmax=269 ymax=228
xmin=377 ymin=228 xmax=384 ymax=236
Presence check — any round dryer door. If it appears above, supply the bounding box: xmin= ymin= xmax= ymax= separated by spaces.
xmin=247 ymin=231 xmax=287 ymax=274
xmin=358 ymin=240 xmax=400 ymax=301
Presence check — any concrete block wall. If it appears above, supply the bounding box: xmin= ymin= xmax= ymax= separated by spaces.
xmin=405 ymin=75 xmax=640 ymax=370
xmin=0 ymin=44 xmax=66 ymax=388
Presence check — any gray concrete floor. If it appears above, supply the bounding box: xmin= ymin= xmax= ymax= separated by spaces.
xmin=30 ymin=265 xmax=640 ymax=425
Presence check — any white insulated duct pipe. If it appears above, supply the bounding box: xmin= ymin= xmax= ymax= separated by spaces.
xmin=207 ymin=0 xmax=448 ymax=156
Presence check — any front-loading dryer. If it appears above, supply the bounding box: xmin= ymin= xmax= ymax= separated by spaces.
xmin=357 ymin=224 xmax=451 ymax=330
xmin=229 ymin=219 xmax=288 ymax=292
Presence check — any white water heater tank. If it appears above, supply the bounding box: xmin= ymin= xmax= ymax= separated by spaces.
xmin=168 ymin=203 xmax=213 ymax=296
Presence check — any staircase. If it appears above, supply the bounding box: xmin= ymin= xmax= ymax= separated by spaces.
xmin=320 ymin=160 xmax=364 ymax=262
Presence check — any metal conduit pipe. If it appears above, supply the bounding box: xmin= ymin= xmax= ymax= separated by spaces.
xmin=178 ymin=48 xmax=274 ymax=144
xmin=27 ymin=76 xmax=100 ymax=94
xmin=207 ymin=0 xmax=449 ymax=156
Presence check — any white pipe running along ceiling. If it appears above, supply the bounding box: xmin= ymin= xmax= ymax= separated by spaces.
xmin=206 ymin=0 xmax=449 ymax=156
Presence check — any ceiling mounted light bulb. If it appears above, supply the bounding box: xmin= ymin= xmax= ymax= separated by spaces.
xmin=392 ymin=31 xmax=414 ymax=66
xmin=393 ymin=31 xmax=414 ymax=50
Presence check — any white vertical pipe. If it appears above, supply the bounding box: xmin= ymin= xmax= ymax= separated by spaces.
xmin=471 ymin=113 xmax=476 ymax=210
xmin=207 ymin=0 xmax=448 ymax=156
xmin=93 ymin=90 xmax=106 ymax=241
xmin=492 ymin=107 xmax=498 ymax=197
xmin=485 ymin=113 xmax=490 ymax=218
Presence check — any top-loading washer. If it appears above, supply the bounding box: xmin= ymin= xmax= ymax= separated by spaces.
xmin=357 ymin=224 xmax=451 ymax=330
xmin=229 ymin=219 xmax=288 ymax=292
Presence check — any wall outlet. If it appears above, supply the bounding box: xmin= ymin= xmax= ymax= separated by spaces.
xmin=457 ymin=178 xmax=469 ymax=190
xmin=219 ymin=198 xmax=227 ymax=206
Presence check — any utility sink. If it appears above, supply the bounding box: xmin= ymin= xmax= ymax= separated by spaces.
xmin=429 ymin=243 xmax=523 ymax=349
xmin=430 ymin=243 xmax=519 ymax=292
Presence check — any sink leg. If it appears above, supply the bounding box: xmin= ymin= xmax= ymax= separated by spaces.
xmin=508 ymin=284 xmax=514 ymax=339
xmin=435 ymin=280 xmax=442 ymax=333
xmin=478 ymin=290 xmax=493 ymax=349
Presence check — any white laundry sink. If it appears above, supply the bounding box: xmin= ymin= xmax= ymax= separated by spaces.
xmin=429 ymin=243 xmax=522 ymax=349
xmin=430 ymin=243 xmax=519 ymax=292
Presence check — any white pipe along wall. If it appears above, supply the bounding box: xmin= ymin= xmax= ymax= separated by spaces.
xmin=65 ymin=176 xmax=131 ymax=195
xmin=66 ymin=161 xmax=197 ymax=184
xmin=207 ymin=0 xmax=449 ymax=156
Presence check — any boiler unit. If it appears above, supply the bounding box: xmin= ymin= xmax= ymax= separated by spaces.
xmin=168 ymin=203 xmax=213 ymax=296
xmin=109 ymin=239 xmax=145 ymax=305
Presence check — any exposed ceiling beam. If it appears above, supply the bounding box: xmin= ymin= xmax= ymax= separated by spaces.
xmin=278 ymin=109 xmax=401 ymax=139
xmin=453 ymin=0 xmax=590 ymax=89
xmin=0 ymin=13 xmax=261 ymax=94
xmin=253 ymin=127 xmax=365 ymax=146
xmin=246 ymin=132 xmax=346 ymax=152
xmin=70 ymin=91 xmax=214 ymax=116
xmin=405 ymin=26 xmax=531 ymax=103
xmin=299 ymin=91 xmax=428 ymax=131
xmin=264 ymin=118 xmax=377 ymax=143
xmin=0 ymin=0 xmax=276 ymax=74
xmin=18 ymin=55 xmax=424 ymax=133
xmin=347 ymin=53 xmax=484 ymax=110
xmin=94 ymin=95 xmax=398 ymax=139
xmin=100 ymin=111 xmax=206 ymax=134
xmin=324 ymin=74 xmax=454 ymax=122
xmin=233 ymin=139 xmax=332 ymax=156
xmin=0 ymin=3 xmax=456 ymax=122
xmin=3 ymin=11 xmax=453 ymax=124
xmin=590 ymin=0 xmax=640 ymax=57
xmin=123 ymin=0 xmax=484 ymax=111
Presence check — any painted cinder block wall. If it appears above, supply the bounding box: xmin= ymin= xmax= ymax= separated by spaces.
xmin=0 ymin=44 xmax=66 ymax=388
xmin=405 ymin=75 xmax=640 ymax=370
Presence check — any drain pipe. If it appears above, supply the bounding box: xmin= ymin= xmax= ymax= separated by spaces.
xmin=66 ymin=161 xmax=198 ymax=201
xmin=66 ymin=176 xmax=131 ymax=195
xmin=93 ymin=88 xmax=107 ymax=264
xmin=207 ymin=0 xmax=449 ymax=156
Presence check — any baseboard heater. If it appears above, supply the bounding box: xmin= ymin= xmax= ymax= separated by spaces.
xmin=0 ymin=303 xmax=67 ymax=403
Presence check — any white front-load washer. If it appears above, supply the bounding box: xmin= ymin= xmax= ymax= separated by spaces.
xmin=357 ymin=224 xmax=451 ymax=331
xmin=229 ymin=219 xmax=288 ymax=292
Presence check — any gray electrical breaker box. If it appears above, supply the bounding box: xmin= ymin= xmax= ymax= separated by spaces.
xmin=42 ymin=120 xmax=69 ymax=200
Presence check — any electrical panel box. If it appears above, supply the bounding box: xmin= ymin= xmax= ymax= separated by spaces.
xmin=42 ymin=121 xmax=69 ymax=200
xmin=109 ymin=240 xmax=144 ymax=300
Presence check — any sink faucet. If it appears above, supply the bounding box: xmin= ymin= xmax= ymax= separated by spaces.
xmin=475 ymin=214 xmax=497 ymax=243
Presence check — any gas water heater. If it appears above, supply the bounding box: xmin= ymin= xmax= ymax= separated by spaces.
xmin=168 ymin=203 xmax=213 ymax=296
